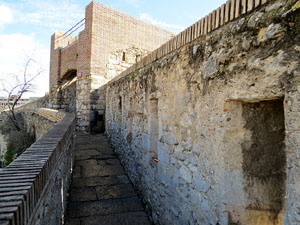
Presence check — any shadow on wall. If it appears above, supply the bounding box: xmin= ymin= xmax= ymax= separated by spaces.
xmin=90 ymin=88 xmax=105 ymax=134
xmin=242 ymin=99 xmax=286 ymax=225
xmin=61 ymin=70 xmax=77 ymax=113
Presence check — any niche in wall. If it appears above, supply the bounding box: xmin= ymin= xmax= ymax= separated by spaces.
xmin=242 ymin=99 xmax=286 ymax=225
xmin=149 ymin=98 xmax=159 ymax=161
xmin=118 ymin=96 xmax=123 ymax=125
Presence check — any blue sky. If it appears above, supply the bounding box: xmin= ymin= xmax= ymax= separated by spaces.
xmin=0 ymin=0 xmax=226 ymax=97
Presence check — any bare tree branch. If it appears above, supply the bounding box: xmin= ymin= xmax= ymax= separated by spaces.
xmin=0 ymin=57 xmax=42 ymax=131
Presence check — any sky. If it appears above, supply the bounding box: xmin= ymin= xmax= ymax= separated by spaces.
xmin=0 ymin=0 xmax=226 ymax=97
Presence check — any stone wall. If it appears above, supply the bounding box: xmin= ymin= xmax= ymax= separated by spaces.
xmin=15 ymin=95 xmax=49 ymax=111
xmin=88 ymin=46 xmax=150 ymax=131
xmin=0 ymin=110 xmax=75 ymax=225
xmin=0 ymin=96 xmax=52 ymax=166
xmin=20 ymin=109 xmax=63 ymax=140
xmin=105 ymin=0 xmax=300 ymax=224
xmin=0 ymin=107 xmax=65 ymax=167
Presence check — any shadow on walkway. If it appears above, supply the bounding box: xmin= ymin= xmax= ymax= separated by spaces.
xmin=65 ymin=132 xmax=151 ymax=225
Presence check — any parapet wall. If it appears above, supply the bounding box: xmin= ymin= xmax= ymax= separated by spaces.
xmin=0 ymin=110 xmax=76 ymax=225
xmin=105 ymin=0 xmax=300 ymax=224
xmin=19 ymin=108 xmax=65 ymax=140
xmin=0 ymin=96 xmax=54 ymax=166
xmin=15 ymin=95 xmax=49 ymax=112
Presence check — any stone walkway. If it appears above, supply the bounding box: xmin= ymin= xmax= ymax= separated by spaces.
xmin=65 ymin=132 xmax=151 ymax=225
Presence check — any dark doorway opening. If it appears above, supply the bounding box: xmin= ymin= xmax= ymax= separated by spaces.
xmin=61 ymin=70 xmax=77 ymax=113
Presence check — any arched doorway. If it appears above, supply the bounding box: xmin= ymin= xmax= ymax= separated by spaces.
xmin=61 ymin=70 xmax=77 ymax=113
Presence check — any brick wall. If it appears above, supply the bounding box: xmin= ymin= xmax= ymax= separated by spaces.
xmin=60 ymin=42 xmax=78 ymax=80
xmin=89 ymin=1 xmax=174 ymax=79
xmin=49 ymin=1 xmax=174 ymax=131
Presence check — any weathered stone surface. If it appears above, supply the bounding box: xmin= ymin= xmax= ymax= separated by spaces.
xmin=247 ymin=12 xmax=263 ymax=28
xmin=72 ymin=175 xmax=128 ymax=188
xmin=258 ymin=23 xmax=284 ymax=43
xmin=72 ymin=166 xmax=81 ymax=178
xmin=157 ymin=143 xmax=170 ymax=164
xmin=80 ymin=212 xmax=151 ymax=225
xmin=75 ymin=159 xmax=98 ymax=167
xmin=70 ymin=187 xmax=98 ymax=202
xmin=192 ymin=173 xmax=210 ymax=193
xmin=65 ymin=218 xmax=80 ymax=225
xmin=66 ymin=133 xmax=150 ymax=224
xmin=0 ymin=111 xmax=75 ymax=225
xmin=142 ymin=133 xmax=150 ymax=151
xmin=201 ymin=53 xmax=217 ymax=79
xmin=92 ymin=154 xmax=117 ymax=160
xmin=105 ymin=1 xmax=300 ymax=224
xmin=95 ymin=184 xmax=136 ymax=199
xmin=68 ymin=197 xmax=144 ymax=218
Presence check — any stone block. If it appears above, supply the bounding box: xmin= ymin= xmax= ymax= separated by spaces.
xmin=202 ymin=53 xmax=217 ymax=79
xmin=220 ymin=170 xmax=245 ymax=205
xmin=192 ymin=173 xmax=210 ymax=193
xmin=179 ymin=165 xmax=192 ymax=183
xmin=158 ymin=142 xmax=170 ymax=164
xmin=141 ymin=133 xmax=150 ymax=151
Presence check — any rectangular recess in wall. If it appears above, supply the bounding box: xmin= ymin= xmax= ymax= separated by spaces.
xmin=149 ymin=98 xmax=159 ymax=162
xmin=119 ymin=96 xmax=123 ymax=124
xmin=242 ymin=99 xmax=286 ymax=225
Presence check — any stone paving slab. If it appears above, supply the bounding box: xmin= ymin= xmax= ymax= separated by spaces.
xmin=68 ymin=197 xmax=145 ymax=218
xmin=65 ymin=132 xmax=151 ymax=225
xmin=72 ymin=175 xmax=130 ymax=188
xmin=95 ymin=184 xmax=136 ymax=200
xmin=80 ymin=212 xmax=151 ymax=225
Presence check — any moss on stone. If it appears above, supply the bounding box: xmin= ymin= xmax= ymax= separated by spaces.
xmin=292 ymin=0 xmax=300 ymax=11
xmin=260 ymin=8 xmax=282 ymax=25
xmin=131 ymin=72 xmax=135 ymax=80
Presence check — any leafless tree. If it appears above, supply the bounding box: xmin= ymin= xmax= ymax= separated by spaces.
xmin=0 ymin=58 xmax=43 ymax=131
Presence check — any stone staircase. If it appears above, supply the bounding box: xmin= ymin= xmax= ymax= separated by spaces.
xmin=66 ymin=132 xmax=151 ymax=225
